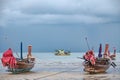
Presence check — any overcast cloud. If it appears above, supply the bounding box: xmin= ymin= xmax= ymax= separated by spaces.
xmin=0 ymin=0 xmax=120 ymax=27
xmin=0 ymin=0 xmax=120 ymax=52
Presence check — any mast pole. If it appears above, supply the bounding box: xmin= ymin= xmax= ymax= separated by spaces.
xmin=85 ymin=37 xmax=90 ymax=50
xmin=20 ymin=42 xmax=23 ymax=60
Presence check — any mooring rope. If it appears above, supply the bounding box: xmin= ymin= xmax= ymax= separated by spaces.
xmin=31 ymin=56 xmax=83 ymax=80
xmin=33 ymin=66 xmax=81 ymax=80
xmin=3 ymin=35 xmax=19 ymax=58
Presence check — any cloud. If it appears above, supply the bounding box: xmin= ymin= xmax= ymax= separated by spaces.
xmin=0 ymin=0 xmax=120 ymax=27
xmin=5 ymin=0 xmax=119 ymax=15
xmin=0 ymin=0 xmax=7 ymax=10
xmin=1 ymin=9 xmax=111 ymax=26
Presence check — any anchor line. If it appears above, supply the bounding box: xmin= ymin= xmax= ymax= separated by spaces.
xmin=3 ymin=35 xmax=19 ymax=58
xmin=33 ymin=66 xmax=81 ymax=80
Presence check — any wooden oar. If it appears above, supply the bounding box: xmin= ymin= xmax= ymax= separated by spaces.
xmin=112 ymin=62 xmax=117 ymax=66
xmin=111 ymin=62 xmax=117 ymax=68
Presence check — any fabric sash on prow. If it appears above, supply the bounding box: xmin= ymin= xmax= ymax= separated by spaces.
xmin=103 ymin=44 xmax=109 ymax=58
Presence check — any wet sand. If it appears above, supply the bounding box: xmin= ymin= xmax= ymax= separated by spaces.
xmin=0 ymin=61 xmax=120 ymax=80
xmin=0 ymin=70 xmax=120 ymax=80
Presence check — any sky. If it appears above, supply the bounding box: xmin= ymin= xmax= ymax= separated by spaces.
xmin=0 ymin=0 xmax=120 ymax=52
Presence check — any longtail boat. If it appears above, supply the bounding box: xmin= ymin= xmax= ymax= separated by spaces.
xmin=1 ymin=42 xmax=35 ymax=74
xmin=83 ymin=44 xmax=116 ymax=73
xmin=83 ymin=57 xmax=111 ymax=73
xmin=55 ymin=49 xmax=71 ymax=56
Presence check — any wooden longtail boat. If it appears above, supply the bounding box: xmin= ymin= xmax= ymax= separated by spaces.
xmin=8 ymin=58 xmax=35 ymax=73
xmin=83 ymin=44 xmax=116 ymax=73
xmin=1 ymin=42 xmax=35 ymax=74
xmin=83 ymin=58 xmax=111 ymax=73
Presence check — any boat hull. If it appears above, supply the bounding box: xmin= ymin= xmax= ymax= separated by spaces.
xmin=83 ymin=58 xmax=111 ymax=73
xmin=8 ymin=58 xmax=35 ymax=74
xmin=55 ymin=53 xmax=70 ymax=56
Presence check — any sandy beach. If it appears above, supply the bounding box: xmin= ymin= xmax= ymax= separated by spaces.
xmin=0 ymin=61 xmax=120 ymax=80
xmin=0 ymin=68 xmax=120 ymax=80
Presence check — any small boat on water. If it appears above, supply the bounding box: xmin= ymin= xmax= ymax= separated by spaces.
xmin=109 ymin=47 xmax=116 ymax=60
xmin=82 ymin=44 xmax=116 ymax=73
xmin=110 ymin=55 xmax=116 ymax=60
xmin=1 ymin=42 xmax=35 ymax=74
xmin=55 ymin=49 xmax=71 ymax=56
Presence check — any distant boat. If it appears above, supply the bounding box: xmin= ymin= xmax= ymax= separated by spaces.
xmin=110 ymin=54 xmax=116 ymax=60
xmin=1 ymin=42 xmax=35 ymax=74
xmin=82 ymin=44 xmax=116 ymax=73
xmin=109 ymin=47 xmax=116 ymax=60
xmin=55 ymin=49 xmax=71 ymax=56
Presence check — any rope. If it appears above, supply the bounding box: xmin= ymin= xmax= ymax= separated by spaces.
xmin=33 ymin=66 xmax=81 ymax=80
xmin=3 ymin=35 xmax=19 ymax=58
xmin=32 ymin=56 xmax=83 ymax=79
xmin=0 ymin=58 xmax=3 ymax=71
